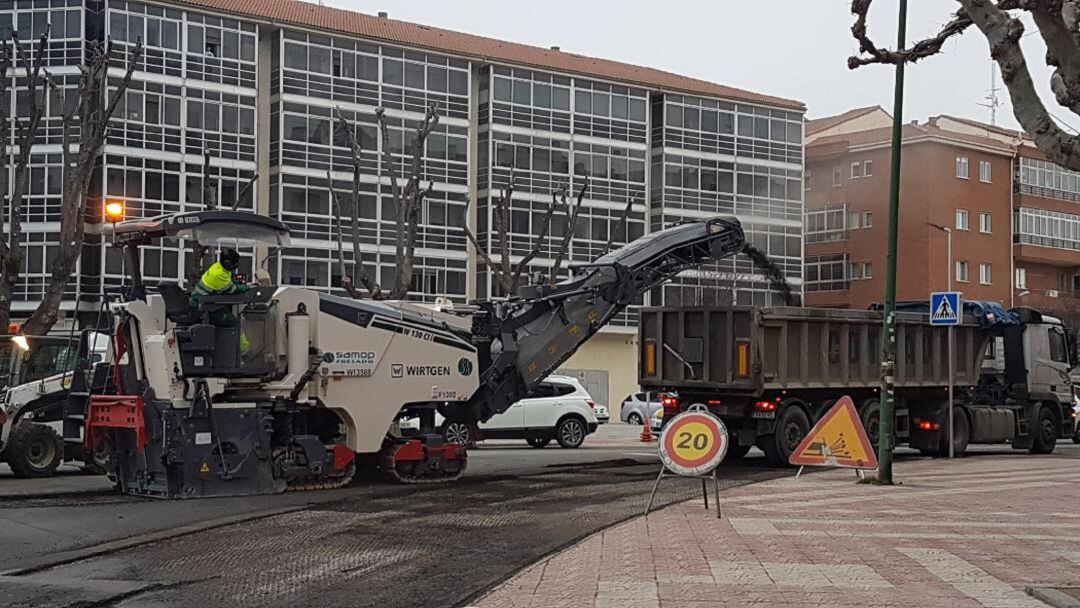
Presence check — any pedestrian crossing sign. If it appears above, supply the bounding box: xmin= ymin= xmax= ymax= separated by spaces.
xmin=930 ymin=291 xmax=962 ymax=326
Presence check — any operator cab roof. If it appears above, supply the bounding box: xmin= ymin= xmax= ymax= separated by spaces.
xmin=106 ymin=210 xmax=291 ymax=247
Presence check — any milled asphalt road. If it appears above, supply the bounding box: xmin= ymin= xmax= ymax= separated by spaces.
xmin=1 ymin=426 xmax=1076 ymax=608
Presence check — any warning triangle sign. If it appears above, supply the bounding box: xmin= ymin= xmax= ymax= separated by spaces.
xmin=789 ymin=396 xmax=878 ymax=469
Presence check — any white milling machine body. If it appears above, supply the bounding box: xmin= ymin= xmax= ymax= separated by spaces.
xmin=92 ymin=211 xmax=745 ymax=497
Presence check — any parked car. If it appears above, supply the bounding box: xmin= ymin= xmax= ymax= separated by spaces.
xmin=399 ymin=375 xmax=599 ymax=448
xmin=594 ymin=403 xmax=610 ymax=424
xmin=620 ymin=391 xmax=661 ymax=425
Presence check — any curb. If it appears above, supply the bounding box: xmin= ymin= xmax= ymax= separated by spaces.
xmin=1027 ymin=586 xmax=1080 ymax=608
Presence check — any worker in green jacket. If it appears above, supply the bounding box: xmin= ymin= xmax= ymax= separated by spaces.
xmin=191 ymin=248 xmax=251 ymax=351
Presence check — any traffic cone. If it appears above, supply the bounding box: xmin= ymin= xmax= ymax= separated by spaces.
xmin=640 ymin=415 xmax=654 ymax=443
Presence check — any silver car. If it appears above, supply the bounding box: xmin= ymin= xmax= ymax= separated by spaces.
xmin=620 ymin=391 xmax=661 ymax=425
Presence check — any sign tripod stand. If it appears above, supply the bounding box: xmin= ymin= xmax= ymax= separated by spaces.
xmin=644 ymin=464 xmax=722 ymax=519
xmin=643 ymin=410 xmax=729 ymax=519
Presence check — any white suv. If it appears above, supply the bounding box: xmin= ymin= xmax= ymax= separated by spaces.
xmin=402 ymin=375 xmax=599 ymax=448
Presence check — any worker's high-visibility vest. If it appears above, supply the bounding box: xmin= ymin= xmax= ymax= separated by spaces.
xmin=194 ymin=262 xmax=237 ymax=296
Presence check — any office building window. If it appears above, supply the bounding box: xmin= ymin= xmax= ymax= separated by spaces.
xmin=980 ymin=263 xmax=992 ymax=285
xmin=862 ymin=262 xmax=872 ymax=279
xmin=804 ymin=169 xmax=811 ymax=190
xmin=863 ymin=211 xmax=873 ymax=228
xmin=848 ymin=211 xmax=860 ymax=230
xmin=980 ymin=160 xmax=992 ymax=182
xmin=1015 ymin=267 xmax=1027 ymax=289
xmin=979 ymin=212 xmax=992 ymax=233
xmin=956 ymin=209 xmax=969 ymax=230
xmin=956 ymin=156 xmax=969 ymax=179
xmin=863 ymin=160 xmax=873 ymax=176
xmin=832 ymin=166 xmax=841 ymax=186
xmin=956 ymin=259 xmax=970 ymax=282
xmin=850 ymin=161 xmax=861 ymax=178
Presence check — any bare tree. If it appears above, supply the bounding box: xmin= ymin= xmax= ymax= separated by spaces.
xmin=329 ymin=109 xmax=383 ymax=299
xmin=0 ymin=32 xmax=49 ymax=335
xmin=848 ymin=0 xmax=1080 ymax=171
xmin=374 ymin=104 xmax=439 ymax=300
xmin=463 ymin=178 xmax=603 ymax=295
xmin=2 ymin=31 xmax=142 ymax=335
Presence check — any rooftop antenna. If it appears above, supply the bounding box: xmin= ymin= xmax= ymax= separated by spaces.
xmin=977 ymin=60 xmax=1002 ymax=126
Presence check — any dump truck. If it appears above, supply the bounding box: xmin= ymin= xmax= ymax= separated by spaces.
xmin=639 ymin=304 xmax=1075 ymax=465
xmin=80 ymin=210 xmax=746 ymax=498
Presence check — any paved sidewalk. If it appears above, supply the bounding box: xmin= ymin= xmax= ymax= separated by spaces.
xmin=474 ymin=454 xmax=1080 ymax=608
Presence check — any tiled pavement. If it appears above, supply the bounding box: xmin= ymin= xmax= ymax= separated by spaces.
xmin=473 ymin=454 xmax=1080 ymax=607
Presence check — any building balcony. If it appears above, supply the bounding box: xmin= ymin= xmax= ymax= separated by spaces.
xmin=1013 ymin=236 xmax=1080 ymax=267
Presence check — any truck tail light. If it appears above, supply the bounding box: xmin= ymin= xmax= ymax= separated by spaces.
xmin=644 ymin=339 xmax=657 ymax=376
xmin=754 ymin=400 xmax=777 ymax=412
xmin=736 ymin=341 xmax=750 ymax=378
xmin=916 ymin=419 xmax=940 ymax=431
xmin=660 ymin=392 xmax=680 ymax=415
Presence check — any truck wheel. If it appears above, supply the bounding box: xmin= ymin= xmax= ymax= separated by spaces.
xmin=860 ymin=402 xmax=881 ymax=453
xmin=1030 ymin=406 xmax=1058 ymax=455
xmin=6 ymin=422 xmax=64 ymax=478
xmin=764 ymin=406 xmax=810 ymax=466
xmin=939 ymin=408 xmax=970 ymax=457
xmin=555 ymin=417 xmax=586 ymax=449
xmin=726 ymin=444 xmax=752 ymax=460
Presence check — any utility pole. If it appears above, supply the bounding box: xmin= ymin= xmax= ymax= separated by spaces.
xmin=929 ymin=223 xmax=954 ymax=458
xmin=878 ymin=0 xmax=907 ymax=485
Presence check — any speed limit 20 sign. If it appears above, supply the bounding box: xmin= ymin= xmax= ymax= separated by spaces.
xmin=658 ymin=411 xmax=729 ymax=476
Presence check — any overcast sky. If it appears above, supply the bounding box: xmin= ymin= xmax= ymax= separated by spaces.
xmin=327 ymin=0 xmax=1079 ymax=133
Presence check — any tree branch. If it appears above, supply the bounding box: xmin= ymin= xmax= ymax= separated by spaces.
xmin=327 ymin=171 xmax=361 ymax=300
xmin=962 ymin=0 xmax=1080 ymax=171
xmin=509 ymin=183 xmax=559 ymax=290
xmin=847 ymin=0 xmax=1019 ymax=69
xmin=1030 ymin=3 xmax=1080 ymax=116
xmin=549 ymin=179 xmax=589 ymax=284
xmin=604 ymin=198 xmax=636 ymax=253
xmin=230 ymin=173 xmax=258 ymax=211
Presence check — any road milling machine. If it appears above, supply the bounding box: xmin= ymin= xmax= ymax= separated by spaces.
xmin=86 ymin=210 xmax=745 ymax=497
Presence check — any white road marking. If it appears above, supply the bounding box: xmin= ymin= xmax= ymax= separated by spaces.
xmin=727 ymin=517 xmax=1080 ymax=542
xmin=899 ymin=548 xmax=1048 ymax=608
xmin=709 ymin=560 xmax=891 ymax=589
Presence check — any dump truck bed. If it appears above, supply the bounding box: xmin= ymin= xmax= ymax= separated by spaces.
xmin=639 ymin=306 xmax=990 ymax=396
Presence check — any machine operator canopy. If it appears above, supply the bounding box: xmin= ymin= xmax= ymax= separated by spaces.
xmin=107 ymin=210 xmax=291 ymax=247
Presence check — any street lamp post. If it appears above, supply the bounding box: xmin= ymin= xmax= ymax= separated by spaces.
xmin=929 ymin=222 xmax=954 ymax=458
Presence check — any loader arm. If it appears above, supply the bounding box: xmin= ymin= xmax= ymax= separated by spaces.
xmin=460 ymin=216 xmax=745 ymax=422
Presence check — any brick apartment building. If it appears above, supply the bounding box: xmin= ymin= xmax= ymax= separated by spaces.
xmin=2 ymin=0 xmax=804 ymax=409
xmin=804 ymin=107 xmax=1080 ymax=329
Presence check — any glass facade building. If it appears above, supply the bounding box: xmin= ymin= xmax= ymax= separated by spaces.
xmin=4 ymin=0 xmax=804 ymax=326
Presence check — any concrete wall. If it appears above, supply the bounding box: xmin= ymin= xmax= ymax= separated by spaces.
xmin=560 ymin=332 xmax=638 ymax=420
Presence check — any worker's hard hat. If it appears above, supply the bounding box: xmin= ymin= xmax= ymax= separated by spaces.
xmin=219 ymin=248 xmax=241 ymax=271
